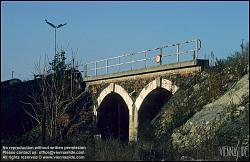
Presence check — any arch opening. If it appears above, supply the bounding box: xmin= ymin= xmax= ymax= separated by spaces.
xmin=97 ymin=92 xmax=129 ymax=142
xmin=138 ymin=88 xmax=173 ymax=139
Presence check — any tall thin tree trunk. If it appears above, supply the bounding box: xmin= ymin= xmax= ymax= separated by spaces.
xmin=42 ymin=105 xmax=46 ymax=146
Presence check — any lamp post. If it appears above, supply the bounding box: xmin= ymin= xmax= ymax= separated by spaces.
xmin=45 ymin=19 xmax=67 ymax=58
xmin=12 ymin=71 xmax=14 ymax=79
xmin=43 ymin=19 xmax=66 ymax=144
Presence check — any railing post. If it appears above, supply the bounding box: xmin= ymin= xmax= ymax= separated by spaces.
xmin=84 ymin=64 xmax=87 ymax=77
xmin=131 ymin=54 xmax=133 ymax=70
xmin=195 ymin=39 xmax=198 ymax=59
xmin=177 ymin=44 xmax=180 ymax=62
xmin=144 ymin=51 xmax=147 ymax=68
xmin=106 ymin=59 xmax=108 ymax=74
xmin=118 ymin=57 xmax=121 ymax=71
xmin=95 ymin=61 xmax=97 ymax=76
xmin=160 ymin=48 xmax=163 ymax=65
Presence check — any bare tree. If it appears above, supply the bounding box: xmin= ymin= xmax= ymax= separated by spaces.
xmin=22 ymin=49 xmax=84 ymax=145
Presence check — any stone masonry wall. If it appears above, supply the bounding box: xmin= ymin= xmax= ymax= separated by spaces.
xmin=87 ymin=72 xmax=194 ymax=106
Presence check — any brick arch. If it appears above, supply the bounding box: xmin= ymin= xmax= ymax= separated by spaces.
xmin=96 ymin=83 xmax=134 ymax=141
xmin=97 ymin=83 xmax=133 ymax=115
xmin=135 ymin=78 xmax=178 ymax=111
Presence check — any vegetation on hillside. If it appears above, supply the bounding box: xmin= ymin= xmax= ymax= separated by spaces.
xmin=2 ymin=49 xmax=86 ymax=146
xmin=2 ymin=42 xmax=249 ymax=161
xmin=84 ymin=42 xmax=249 ymax=161
xmin=206 ymin=42 xmax=249 ymax=101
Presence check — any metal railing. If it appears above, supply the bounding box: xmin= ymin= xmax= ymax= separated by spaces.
xmin=82 ymin=38 xmax=201 ymax=77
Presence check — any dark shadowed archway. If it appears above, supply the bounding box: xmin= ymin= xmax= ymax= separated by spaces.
xmin=138 ymin=88 xmax=172 ymax=139
xmin=97 ymin=92 xmax=129 ymax=142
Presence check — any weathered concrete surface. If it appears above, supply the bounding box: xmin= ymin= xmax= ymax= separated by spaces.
xmin=171 ymin=73 xmax=249 ymax=157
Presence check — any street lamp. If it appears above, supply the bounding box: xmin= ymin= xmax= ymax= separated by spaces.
xmin=12 ymin=70 xmax=14 ymax=79
xmin=43 ymin=19 xmax=66 ymax=145
xmin=45 ymin=19 xmax=67 ymax=57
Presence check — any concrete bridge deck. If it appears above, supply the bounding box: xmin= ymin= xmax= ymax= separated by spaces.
xmin=83 ymin=59 xmax=209 ymax=83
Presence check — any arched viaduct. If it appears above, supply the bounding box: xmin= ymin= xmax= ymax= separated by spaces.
xmin=84 ymin=59 xmax=208 ymax=141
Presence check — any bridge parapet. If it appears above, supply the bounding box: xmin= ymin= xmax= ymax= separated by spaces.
xmin=82 ymin=38 xmax=202 ymax=77
xmin=84 ymin=59 xmax=208 ymax=84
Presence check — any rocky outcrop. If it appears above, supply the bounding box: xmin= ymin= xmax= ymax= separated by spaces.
xmin=171 ymin=73 xmax=249 ymax=159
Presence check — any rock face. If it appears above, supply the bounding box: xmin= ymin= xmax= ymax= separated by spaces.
xmin=171 ymin=73 xmax=249 ymax=159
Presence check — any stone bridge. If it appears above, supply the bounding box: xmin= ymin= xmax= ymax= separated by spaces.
xmin=83 ymin=59 xmax=208 ymax=142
